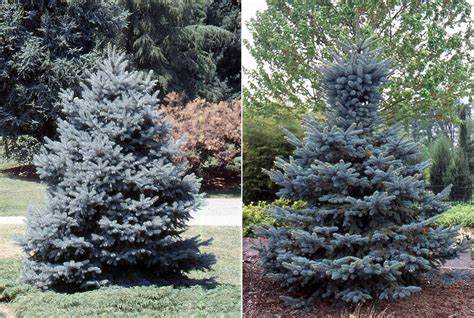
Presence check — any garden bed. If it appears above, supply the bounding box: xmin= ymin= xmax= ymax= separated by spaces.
xmin=243 ymin=238 xmax=474 ymax=318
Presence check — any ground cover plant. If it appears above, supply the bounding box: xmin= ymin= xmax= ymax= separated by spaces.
xmin=0 ymin=225 xmax=241 ymax=317
xmin=19 ymin=47 xmax=215 ymax=290
xmin=0 ymin=175 xmax=44 ymax=217
xmin=256 ymin=38 xmax=470 ymax=307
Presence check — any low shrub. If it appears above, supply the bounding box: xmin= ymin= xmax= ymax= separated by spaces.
xmin=163 ymin=92 xmax=241 ymax=170
xmin=436 ymin=204 xmax=474 ymax=227
xmin=243 ymin=112 xmax=303 ymax=204
xmin=243 ymin=199 xmax=305 ymax=237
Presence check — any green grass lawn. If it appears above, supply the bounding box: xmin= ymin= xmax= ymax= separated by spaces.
xmin=0 ymin=156 xmax=239 ymax=216
xmin=0 ymin=175 xmax=45 ymax=217
xmin=0 ymin=155 xmax=46 ymax=217
xmin=0 ymin=225 xmax=241 ymax=317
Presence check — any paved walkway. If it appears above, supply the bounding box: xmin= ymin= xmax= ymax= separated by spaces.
xmin=0 ymin=198 xmax=242 ymax=227
xmin=190 ymin=198 xmax=241 ymax=226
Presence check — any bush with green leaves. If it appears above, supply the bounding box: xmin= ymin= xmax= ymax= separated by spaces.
xmin=243 ymin=199 xmax=305 ymax=237
xmin=436 ymin=204 xmax=474 ymax=228
xmin=243 ymin=111 xmax=303 ymax=204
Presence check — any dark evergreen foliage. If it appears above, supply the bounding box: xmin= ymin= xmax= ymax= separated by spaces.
xmin=257 ymin=38 xmax=469 ymax=307
xmin=0 ymin=0 xmax=127 ymax=161
xmin=19 ymin=47 xmax=214 ymax=290
xmin=121 ymin=0 xmax=236 ymax=102
xmin=429 ymin=136 xmax=453 ymax=188
xmin=205 ymin=0 xmax=241 ymax=100
xmin=447 ymin=149 xmax=472 ymax=202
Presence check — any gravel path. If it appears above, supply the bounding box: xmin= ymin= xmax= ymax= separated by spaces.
xmin=0 ymin=198 xmax=242 ymax=227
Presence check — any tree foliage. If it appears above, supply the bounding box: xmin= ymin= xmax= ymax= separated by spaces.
xmin=245 ymin=1 xmax=472 ymax=125
xmin=243 ymin=110 xmax=303 ymax=204
xmin=121 ymin=0 xmax=239 ymax=102
xmin=205 ymin=0 xmax=241 ymax=100
xmin=429 ymin=136 xmax=453 ymax=187
xmin=19 ymin=47 xmax=214 ymax=290
xmin=0 ymin=0 xmax=127 ymax=161
xmin=257 ymin=38 xmax=468 ymax=307
xmin=163 ymin=92 xmax=241 ymax=174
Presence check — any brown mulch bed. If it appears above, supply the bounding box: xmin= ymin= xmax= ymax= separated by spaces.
xmin=243 ymin=238 xmax=474 ymax=318
xmin=0 ymin=164 xmax=38 ymax=180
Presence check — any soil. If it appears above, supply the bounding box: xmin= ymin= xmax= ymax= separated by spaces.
xmin=243 ymin=238 xmax=474 ymax=318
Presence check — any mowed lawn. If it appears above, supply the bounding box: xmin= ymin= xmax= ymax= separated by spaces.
xmin=0 ymin=175 xmax=45 ymax=217
xmin=0 ymin=157 xmax=45 ymax=217
xmin=0 ymin=225 xmax=241 ymax=317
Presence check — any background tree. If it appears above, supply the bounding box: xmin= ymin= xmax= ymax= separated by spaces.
xmin=258 ymin=38 xmax=467 ymax=306
xmin=121 ymin=0 xmax=236 ymax=102
xmin=447 ymin=149 xmax=472 ymax=202
xmin=245 ymin=1 xmax=472 ymax=127
xmin=242 ymin=110 xmax=303 ymax=204
xmin=19 ymin=47 xmax=214 ymax=289
xmin=429 ymin=136 xmax=453 ymax=189
xmin=205 ymin=0 xmax=241 ymax=100
xmin=0 ymin=0 xmax=127 ymax=161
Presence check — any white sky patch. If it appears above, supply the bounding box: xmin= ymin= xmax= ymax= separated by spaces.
xmin=242 ymin=0 xmax=267 ymax=86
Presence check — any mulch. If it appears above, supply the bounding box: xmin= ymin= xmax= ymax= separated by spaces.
xmin=243 ymin=238 xmax=474 ymax=318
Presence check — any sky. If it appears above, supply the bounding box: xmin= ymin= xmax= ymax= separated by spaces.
xmin=241 ymin=0 xmax=267 ymax=86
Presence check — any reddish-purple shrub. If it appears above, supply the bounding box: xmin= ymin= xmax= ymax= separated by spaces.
xmin=163 ymin=92 xmax=241 ymax=177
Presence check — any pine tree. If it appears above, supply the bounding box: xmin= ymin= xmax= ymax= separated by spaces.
xmin=19 ymin=47 xmax=215 ymax=290
xmin=120 ymin=0 xmax=234 ymax=102
xmin=205 ymin=0 xmax=241 ymax=100
xmin=257 ymin=38 xmax=469 ymax=307
xmin=0 ymin=0 xmax=127 ymax=161
xmin=447 ymin=149 xmax=472 ymax=202
xmin=429 ymin=136 xmax=453 ymax=191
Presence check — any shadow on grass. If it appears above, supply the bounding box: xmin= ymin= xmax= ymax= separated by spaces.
xmin=204 ymin=185 xmax=241 ymax=198
xmin=48 ymin=263 xmax=220 ymax=295
xmin=0 ymin=164 xmax=39 ymax=182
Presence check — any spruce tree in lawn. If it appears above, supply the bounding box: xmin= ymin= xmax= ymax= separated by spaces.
xmin=257 ymin=38 xmax=469 ymax=307
xmin=19 ymin=47 xmax=215 ymax=290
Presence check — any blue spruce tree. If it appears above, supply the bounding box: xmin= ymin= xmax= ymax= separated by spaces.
xmin=19 ymin=47 xmax=215 ymax=290
xmin=257 ymin=38 xmax=469 ymax=306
